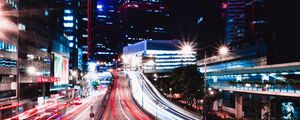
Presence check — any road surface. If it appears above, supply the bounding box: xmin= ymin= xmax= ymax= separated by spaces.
xmin=127 ymin=71 xmax=202 ymax=120
xmin=62 ymin=90 xmax=106 ymax=120
xmin=101 ymin=72 xmax=152 ymax=120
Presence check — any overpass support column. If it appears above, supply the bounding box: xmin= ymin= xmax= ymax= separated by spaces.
xmin=261 ymin=96 xmax=270 ymax=120
xmin=235 ymin=93 xmax=244 ymax=118
xmin=212 ymin=99 xmax=223 ymax=111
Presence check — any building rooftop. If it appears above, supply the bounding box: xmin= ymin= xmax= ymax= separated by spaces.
xmin=123 ymin=40 xmax=181 ymax=55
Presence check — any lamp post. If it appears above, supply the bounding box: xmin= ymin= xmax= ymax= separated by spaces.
xmin=203 ymin=45 xmax=229 ymax=120
xmin=218 ymin=45 xmax=229 ymax=70
xmin=180 ymin=44 xmax=194 ymax=67
xmin=169 ymin=87 xmax=172 ymax=99
xmin=203 ymin=51 xmax=207 ymax=120
xmin=113 ymin=58 xmax=121 ymax=70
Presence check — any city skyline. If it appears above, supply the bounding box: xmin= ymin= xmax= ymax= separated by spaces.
xmin=0 ymin=0 xmax=300 ymax=120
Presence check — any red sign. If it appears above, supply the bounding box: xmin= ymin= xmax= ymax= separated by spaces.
xmin=36 ymin=77 xmax=59 ymax=83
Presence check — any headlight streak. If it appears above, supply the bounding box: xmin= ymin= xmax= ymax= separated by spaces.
xmin=126 ymin=71 xmax=202 ymax=120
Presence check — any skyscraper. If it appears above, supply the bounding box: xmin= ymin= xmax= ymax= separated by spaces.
xmin=223 ymin=0 xmax=266 ymax=49
xmin=265 ymin=0 xmax=300 ymax=64
xmin=77 ymin=0 xmax=88 ymax=74
xmin=118 ymin=0 xmax=171 ymax=49
xmin=61 ymin=0 xmax=79 ymax=70
xmin=88 ymin=0 xmax=118 ymax=64
xmin=17 ymin=0 xmax=52 ymax=100
xmin=0 ymin=1 xmax=18 ymax=115
xmin=52 ymin=0 xmax=88 ymax=75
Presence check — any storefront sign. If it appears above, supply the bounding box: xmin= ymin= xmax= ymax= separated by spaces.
xmin=36 ymin=77 xmax=59 ymax=83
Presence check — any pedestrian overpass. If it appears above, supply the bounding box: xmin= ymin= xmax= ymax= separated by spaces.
xmin=203 ymin=62 xmax=300 ymax=119
xmin=206 ymin=62 xmax=300 ymax=97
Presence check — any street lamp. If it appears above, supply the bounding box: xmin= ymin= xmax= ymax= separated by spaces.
xmin=181 ymin=45 xmax=193 ymax=55
xmin=180 ymin=43 xmax=195 ymax=67
xmin=27 ymin=66 xmax=36 ymax=75
xmin=113 ymin=58 xmax=120 ymax=70
xmin=218 ymin=45 xmax=229 ymax=70
xmin=169 ymin=87 xmax=172 ymax=99
xmin=203 ymin=45 xmax=229 ymax=119
xmin=209 ymin=91 xmax=214 ymax=95
xmin=218 ymin=46 xmax=229 ymax=56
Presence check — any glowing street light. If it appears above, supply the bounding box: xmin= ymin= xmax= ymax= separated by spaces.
xmin=218 ymin=45 xmax=229 ymax=56
xmin=181 ymin=44 xmax=193 ymax=55
xmin=27 ymin=66 xmax=36 ymax=75
xmin=209 ymin=91 xmax=214 ymax=95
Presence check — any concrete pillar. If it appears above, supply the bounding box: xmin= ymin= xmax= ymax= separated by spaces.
xmin=235 ymin=93 xmax=244 ymax=118
xmin=261 ymin=97 xmax=270 ymax=120
xmin=218 ymin=99 xmax=223 ymax=110
xmin=213 ymin=99 xmax=223 ymax=111
xmin=213 ymin=100 xmax=218 ymax=111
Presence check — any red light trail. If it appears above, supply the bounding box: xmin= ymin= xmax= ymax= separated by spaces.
xmin=102 ymin=71 xmax=152 ymax=120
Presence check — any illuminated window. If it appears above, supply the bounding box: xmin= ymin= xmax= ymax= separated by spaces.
xmin=69 ymin=43 xmax=74 ymax=47
xmin=64 ymin=9 xmax=72 ymax=14
xmin=82 ymin=18 xmax=88 ymax=21
xmin=106 ymin=22 xmax=113 ymax=25
xmin=0 ymin=58 xmax=17 ymax=67
xmin=63 ymin=16 xmax=74 ymax=21
xmin=0 ymin=41 xmax=16 ymax=52
xmin=67 ymin=36 xmax=74 ymax=40
xmin=98 ymin=15 xmax=107 ymax=18
xmin=44 ymin=10 xmax=49 ymax=16
xmin=97 ymin=5 xmax=103 ymax=11
xmin=18 ymin=23 xmax=26 ymax=31
xmin=63 ymin=23 xmax=74 ymax=27
xmin=82 ymin=34 xmax=88 ymax=37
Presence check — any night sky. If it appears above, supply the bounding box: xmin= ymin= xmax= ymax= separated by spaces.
xmin=170 ymin=0 xmax=225 ymax=52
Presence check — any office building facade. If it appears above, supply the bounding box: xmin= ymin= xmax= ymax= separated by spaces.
xmin=123 ymin=40 xmax=196 ymax=73
xmin=0 ymin=1 xmax=18 ymax=117
xmin=88 ymin=0 xmax=119 ymax=64
xmin=118 ymin=0 xmax=171 ymax=51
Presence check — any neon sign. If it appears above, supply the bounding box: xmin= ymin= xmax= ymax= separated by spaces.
xmin=36 ymin=77 xmax=59 ymax=83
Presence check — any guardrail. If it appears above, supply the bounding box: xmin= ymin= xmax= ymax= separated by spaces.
xmin=212 ymin=84 xmax=300 ymax=94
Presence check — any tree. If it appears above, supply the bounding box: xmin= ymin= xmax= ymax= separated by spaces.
xmin=92 ymin=81 xmax=99 ymax=89
xmin=170 ymin=65 xmax=204 ymax=108
xmin=181 ymin=65 xmax=204 ymax=107
xmin=170 ymin=67 xmax=184 ymax=93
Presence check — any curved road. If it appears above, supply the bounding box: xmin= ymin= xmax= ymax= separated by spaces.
xmin=128 ymin=71 xmax=202 ymax=120
xmin=101 ymin=72 xmax=152 ymax=120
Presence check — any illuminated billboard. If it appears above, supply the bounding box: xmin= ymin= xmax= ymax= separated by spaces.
xmin=54 ymin=54 xmax=69 ymax=85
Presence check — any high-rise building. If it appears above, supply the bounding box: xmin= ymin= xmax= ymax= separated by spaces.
xmin=17 ymin=0 xmax=52 ymax=100
xmin=52 ymin=0 xmax=88 ymax=76
xmin=265 ymin=0 xmax=300 ymax=65
xmin=0 ymin=1 xmax=18 ymax=117
xmin=197 ymin=0 xmax=267 ymax=72
xmin=77 ymin=0 xmax=88 ymax=74
xmin=223 ymin=0 xmax=266 ymax=49
xmin=88 ymin=0 xmax=118 ymax=64
xmin=60 ymin=0 xmax=79 ymax=71
xmin=0 ymin=1 xmax=72 ymax=119
xmin=118 ymin=0 xmax=171 ymax=50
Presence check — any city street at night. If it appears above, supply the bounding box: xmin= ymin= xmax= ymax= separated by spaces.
xmin=1 ymin=0 xmax=300 ymax=120
xmin=101 ymin=71 xmax=152 ymax=120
